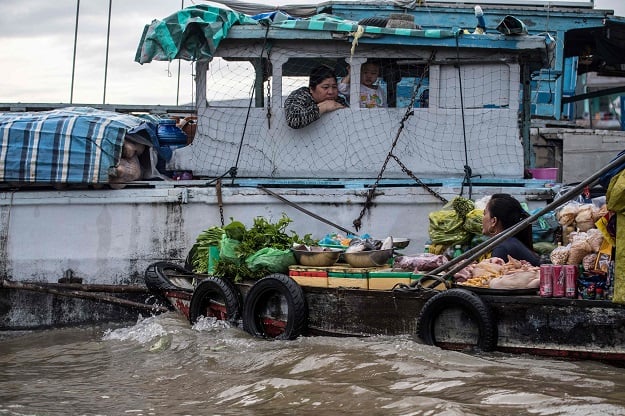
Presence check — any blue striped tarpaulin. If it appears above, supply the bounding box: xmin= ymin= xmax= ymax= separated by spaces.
xmin=0 ymin=107 xmax=155 ymax=184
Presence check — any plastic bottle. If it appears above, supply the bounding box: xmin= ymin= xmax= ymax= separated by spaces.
xmin=453 ymin=245 xmax=462 ymax=258
xmin=424 ymin=244 xmax=430 ymax=254
xmin=474 ymin=5 xmax=486 ymax=34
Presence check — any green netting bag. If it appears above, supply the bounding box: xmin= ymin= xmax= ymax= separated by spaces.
xmin=245 ymin=247 xmax=296 ymax=274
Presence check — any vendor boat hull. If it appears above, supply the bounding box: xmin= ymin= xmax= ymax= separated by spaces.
xmin=145 ymin=261 xmax=625 ymax=364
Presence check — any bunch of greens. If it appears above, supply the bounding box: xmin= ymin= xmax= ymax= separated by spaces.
xmin=188 ymin=226 xmax=224 ymax=273
xmin=214 ymin=214 xmax=316 ymax=282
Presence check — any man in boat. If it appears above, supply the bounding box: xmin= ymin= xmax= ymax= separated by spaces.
xmin=284 ymin=65 xmax=347 ymax=129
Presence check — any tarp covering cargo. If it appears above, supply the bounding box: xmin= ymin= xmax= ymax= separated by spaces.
xmin=134 ymin=3 xmax=459 ymax=64
xmin=0 ymin=107 xmax=153 ymax=184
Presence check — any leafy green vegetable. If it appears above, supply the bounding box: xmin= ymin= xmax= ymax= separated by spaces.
xmin=224 ymin=219 xmax=246 ymax=241
xmin=451 ymin=196 xmax=475 ymax=220
xmin=190 ymin=226 xmax=223 ymax=273
xmin=213 ymin=213 xmax=317 ymax=282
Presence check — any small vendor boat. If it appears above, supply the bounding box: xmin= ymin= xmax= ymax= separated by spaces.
xmin=145 ymin=260 xmax=625 ymax=364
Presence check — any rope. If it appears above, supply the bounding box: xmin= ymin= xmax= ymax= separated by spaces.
xmin=454 ymin=35 xmax=474 ymax=200
xmin=349 ymin=25 xmax=365 ymax=62
xmin=230 ymin=23 xmax=273 ymax=185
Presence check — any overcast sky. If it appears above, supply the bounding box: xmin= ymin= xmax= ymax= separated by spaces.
xmin=0 ymin=0 xmax=623 ymax=107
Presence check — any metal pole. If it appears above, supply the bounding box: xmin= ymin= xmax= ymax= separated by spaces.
xmin=258 ymin=186 xmax=358 ymax=236
xmin=176 ymin=0 xmax=184 ymax=106
xmin=70 ymin=0 xmax=80 ymax=104
xmin=103 ymin=0 xmax=112 ymax=104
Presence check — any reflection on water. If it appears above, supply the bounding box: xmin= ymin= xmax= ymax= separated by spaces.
xmin=1 ymin=312 xmax=625 ymax=415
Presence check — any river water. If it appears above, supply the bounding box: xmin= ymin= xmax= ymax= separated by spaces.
xmin=1 ymin=313 xmax=625 ymax=416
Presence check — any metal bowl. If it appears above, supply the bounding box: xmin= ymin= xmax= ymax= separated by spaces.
xmin=292 ymin=248 xmax=343 ymax=267
xmin=392 ymin=238 xmax=410 ymax=249
xmin=343 ymin=248 xmax=394 ymax=268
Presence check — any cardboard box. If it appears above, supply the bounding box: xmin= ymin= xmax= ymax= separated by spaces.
xmin=368 ymin=270 xmax=412 ymax=290
xmin=288 ymin=265 xmax=328 ymax=288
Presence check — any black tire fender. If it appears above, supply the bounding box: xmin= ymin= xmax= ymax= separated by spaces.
xmin=189 ymin=277 xmax=242 ymax=325
xmin=145 ymin=261 xmax=193 ymax=293
xmin=357 ymin=17 xmax=389 ymax=27
xmin=242 ymin=273 xmax=307 ymax=340
xmin=417 ymin=288 xmax=497 ymax=352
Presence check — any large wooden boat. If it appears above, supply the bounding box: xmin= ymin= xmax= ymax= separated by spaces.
xmin=2 ymin=1 xmax=625 ymax=330
xmin=145 ymin=261 xmax=625 ymax=363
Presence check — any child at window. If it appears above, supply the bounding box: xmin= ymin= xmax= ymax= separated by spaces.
xmin=338 ymin=61 xmax=387 ymax=108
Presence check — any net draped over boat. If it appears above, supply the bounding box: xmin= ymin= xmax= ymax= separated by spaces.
xmin=137 ymin=3 xmax=541 ymax=180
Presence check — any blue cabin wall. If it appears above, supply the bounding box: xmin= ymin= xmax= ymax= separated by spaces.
xmin=330 ymin=3 xmax=612 ymax=120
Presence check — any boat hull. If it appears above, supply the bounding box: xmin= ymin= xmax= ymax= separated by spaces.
xmin=147 ymin=263 xmax=625 ymax=363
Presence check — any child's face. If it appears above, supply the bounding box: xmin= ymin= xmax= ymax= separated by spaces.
xmin=361 ymin=64 xmax=380 ymax=88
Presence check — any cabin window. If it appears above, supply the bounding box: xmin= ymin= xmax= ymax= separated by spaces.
xmin=280 ymin=58 xmax=430 ymax=109
xmin=383 ymin=60 xmax=428 ymax=108
xmin=439 ymin=64 xmax=510 ymax=109
xmin=280 ymin=58 xmax=348 ymax=106
xmin=206 ymin=57 xmax=270 ymax=108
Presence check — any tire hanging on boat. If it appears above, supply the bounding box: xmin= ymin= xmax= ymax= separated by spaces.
xmin=189 ymin=277 xmax=242 ymax=325
xmin=416 ymin=288 xmax=497 ymax=352
xmin=242 ymin=273 xmax=308 ymax=340
xmin=144 ymin=261 xmax=193 ymax=309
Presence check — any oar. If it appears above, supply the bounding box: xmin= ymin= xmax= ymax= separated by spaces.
xmin=0 ymin=280 xmax=169 ymax=313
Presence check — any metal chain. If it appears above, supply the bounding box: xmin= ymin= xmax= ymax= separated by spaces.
xmin=353 ymin=50 xmax=437 ymax=231
xmin=390 ymin=154 xmax=448 ymax=203
xmin=266 ymin=47 xmax=272 ymax=129
xmin=216 ymin=179 xmax=224 ymax=226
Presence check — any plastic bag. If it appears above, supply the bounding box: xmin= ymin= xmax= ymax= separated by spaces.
xmin=531 ymin=209 xmax=560 ymax=243
xmin=428 ymin=209 xmax=470 ymax=246
xmin=245 ymin=247 xmax=296 ymax=274
xmin=393 ymin=254 xmax=448 ymax=272
xmin=463 ymin=209 xmax=484 ymax=235
xmin=219 ymin=234 xmax=241 ymax=264
xmin=607 ymin=169 xmax=625 ymax=213
xmin=556 ymin=202 xmax=580 ymax=226
xmin=550 ymin=244 xmax=569 ymax=265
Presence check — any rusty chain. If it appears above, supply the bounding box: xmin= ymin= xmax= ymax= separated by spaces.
xmin=353 ymin=50 xmax=438 ymax=231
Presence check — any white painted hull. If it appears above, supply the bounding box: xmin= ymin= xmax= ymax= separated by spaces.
xmin=0 ymin=182 xmax=551 ymax=284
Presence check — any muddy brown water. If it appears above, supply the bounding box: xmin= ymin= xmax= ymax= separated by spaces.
xmin=1 ymin=313 xmax=625 ymax=415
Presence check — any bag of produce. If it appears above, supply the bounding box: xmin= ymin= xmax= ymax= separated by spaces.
xmin=463 ymin=209 xmax=484 ymax=235
xmin=556 ymin=202 xmax=579 ymax=226
xmin=245 ymin=247 xmax=296 ymax=274
xmin=428 ymin=209 xmax=470 ymax=246
xmin=550 ymin=244 xmax=569 ymax=265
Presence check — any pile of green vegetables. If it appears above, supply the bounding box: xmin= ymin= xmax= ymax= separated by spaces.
xmin=189 ymin=214 xmax=316 ymax=282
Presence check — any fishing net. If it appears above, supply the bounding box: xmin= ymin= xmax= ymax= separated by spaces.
xmin=170 ymin=41 xmax=524 ymax=181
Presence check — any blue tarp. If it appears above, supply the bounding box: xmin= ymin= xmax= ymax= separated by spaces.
xmin=0 ymin=107 xmax=156 ymax=184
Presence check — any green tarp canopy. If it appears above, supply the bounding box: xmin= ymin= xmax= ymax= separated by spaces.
xmin=135 ymin=3 xmax=460 ymax=64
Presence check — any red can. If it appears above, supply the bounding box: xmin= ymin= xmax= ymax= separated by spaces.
xmin=552 ymin=265 xmax=565 ymax=297
xmin=540 ymin=264 xmax=553 ymax=297
xmin=564 ymin=265 xmax=578 ymax=298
